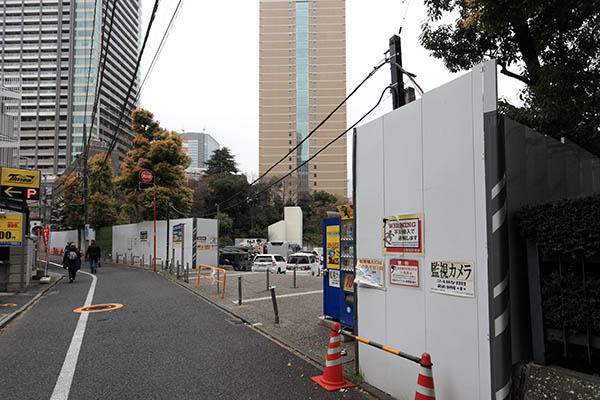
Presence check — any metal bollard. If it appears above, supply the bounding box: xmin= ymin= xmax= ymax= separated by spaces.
xmin=266 ymin=269 xmax=270 ymax=290
xmin=269 ymin=286 xmax=279 ymax=324
xmin=217 ymin=270 xmax=220 ymax=294
xmin=131 ymin=253 xmax=134 ymax=266
xmin=185 ymin=262 xmax=189 ymax=283
xmin=238 ymin=276 xmax=242 ymax=305
xmin=177 ymin=262 xmax=180 ymax=279
xmin=124 ymin=253 xmax=127 ymax=264
xmin=161 ymin=260 xmax=164 ymax=270
xmin=142 ymin=254 xmax=145 ymax=267
xmin=293 ymin=267 xmax=297 ymax=288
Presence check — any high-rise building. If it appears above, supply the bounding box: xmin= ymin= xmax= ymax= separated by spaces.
xmin=181 ymin=131 xmax=221 ymax=173
xmin=259 ymin=0 xmax=347 ymax=198
xmin=0 ymin=0 xmax=141 ymax=176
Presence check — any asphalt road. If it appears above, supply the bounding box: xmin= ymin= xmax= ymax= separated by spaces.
xmin=0 ymin=261 xmax=369 ymax=400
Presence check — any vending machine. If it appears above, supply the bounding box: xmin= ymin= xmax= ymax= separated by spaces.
xmin=337 ymin=204 xmax=355 ymax=329
xmin=322 ymin=204 xmax=355 ymax=330
xmin=322 ymin=216 xmax=341 ymax=321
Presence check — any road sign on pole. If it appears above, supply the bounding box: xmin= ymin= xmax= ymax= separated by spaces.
xmin=139 ymin=169 xmax=154 ymax=183
xmin=0 ymin=167 xmax=41 ymax=200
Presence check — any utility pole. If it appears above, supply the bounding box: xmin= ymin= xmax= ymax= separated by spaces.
xmin=389 ymin=34 xmax=405 ymax=110
xmin=82 ymin=122 xmax=89 ymax=252
xmin=216 ymin=203 xmax=220 ymax=249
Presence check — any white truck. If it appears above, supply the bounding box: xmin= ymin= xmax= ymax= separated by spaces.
xmin=265 ymin=241 xmax=301 ymax=259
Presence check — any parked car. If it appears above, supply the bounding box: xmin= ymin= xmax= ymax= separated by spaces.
xmin=219 ymin=247 xmax=252 ymax=271
xmin=252 ymin=254 xmax=287 ymax=274
xmin=286 ymin=253 xmax=321 ymax=276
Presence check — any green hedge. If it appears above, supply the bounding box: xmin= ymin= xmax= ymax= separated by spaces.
xmin=516 ymin=195 xmax=600 ymax=257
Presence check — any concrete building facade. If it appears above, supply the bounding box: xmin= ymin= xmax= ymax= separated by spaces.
xmin=259 ymin=0 xmax=347 ymax=198
xmin=0 ymin=0 xmax=141 ymax=176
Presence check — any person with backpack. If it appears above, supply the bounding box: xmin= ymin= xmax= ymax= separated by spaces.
xmin=85 ymin=240 xmax=101 ymax=274
xmin=63 ymin=242 xmax=81 ymax=283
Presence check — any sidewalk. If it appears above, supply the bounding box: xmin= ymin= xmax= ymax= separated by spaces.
xmin=0 ymin=271 xmax=63 ymax=329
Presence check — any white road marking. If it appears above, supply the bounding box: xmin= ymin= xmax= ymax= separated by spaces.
xmin=49 ymin=265 xmax=97 ymax=400
xmin=234 ymin=290 xmax=323 ymax=304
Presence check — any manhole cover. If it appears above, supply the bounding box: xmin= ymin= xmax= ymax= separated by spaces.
xmin=74 ymin=303 xmax=123 ymax=313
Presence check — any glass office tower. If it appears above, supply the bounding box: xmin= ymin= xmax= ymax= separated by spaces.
xmin=0 ymin=0 xmax=140 ymax=176
xmin=259 ymin=0 xmax=347 ymax=198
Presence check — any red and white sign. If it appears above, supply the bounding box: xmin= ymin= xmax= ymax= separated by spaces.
xmin=390 ymin=259 xmax=419 ymax=287
xmin=383 ymin=214 xmax=424 ymax=256
xmin=139 ymin=169 xmax=154 ymax=183
xmin=42 ymin=226 xmax=50 ymax=248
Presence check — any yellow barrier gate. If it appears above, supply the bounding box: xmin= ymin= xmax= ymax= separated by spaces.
xmin=196 ymin=264 xmax=227 ymax=298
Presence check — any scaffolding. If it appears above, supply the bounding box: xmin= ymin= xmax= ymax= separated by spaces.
xmin=0 ymin=74 xmax=22 ymax=168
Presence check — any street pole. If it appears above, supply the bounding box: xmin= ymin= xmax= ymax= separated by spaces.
xmin=166 ymin=202 xmax=170 ymax=268
xmin=83 ymin=122 xmax=89 ymax=253
xmin=153 ymin=178 xmax=156 ymax=272
xmin=216 ymin=203 xmax=220 ymax=249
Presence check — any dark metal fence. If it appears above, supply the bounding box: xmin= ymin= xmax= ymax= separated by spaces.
xmin=527 ymin=241 xmax=600 ymax=373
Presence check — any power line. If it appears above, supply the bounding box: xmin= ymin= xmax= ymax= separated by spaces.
xmin=200 ymin=57 xmax=390 ymax=217
xmin=85 ymin=0 xmax=119 ymax=147
xmin=101 ymin=0 xmax=162 ymax=165
xmin=137 ymin=0 xmax=185 ymax=98
xmin=199 ymin=85 xmax=393 ymax=218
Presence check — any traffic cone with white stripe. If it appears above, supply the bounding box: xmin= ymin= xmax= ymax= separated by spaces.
xmin=415 ymin=353 xmax=435 ymax=400
xmin=312 ymin=322 xmax=355 ymax=391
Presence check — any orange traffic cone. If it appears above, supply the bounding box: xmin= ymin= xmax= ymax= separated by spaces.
xmin=415 ymin=353 xmax=435 ymax=400
xmin=312 ymin=322 xmax=355 ymax=391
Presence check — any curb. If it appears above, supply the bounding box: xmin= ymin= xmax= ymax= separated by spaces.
xmin=0 ymin=274 xmax=64 ymax=330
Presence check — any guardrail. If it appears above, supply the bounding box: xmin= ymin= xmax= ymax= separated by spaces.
xmin=196 ymin=264 xmax=227 ymax=298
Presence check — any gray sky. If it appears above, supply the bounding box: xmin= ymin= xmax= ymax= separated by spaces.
xmin=140 ymin=0 xmax=524 ymax=176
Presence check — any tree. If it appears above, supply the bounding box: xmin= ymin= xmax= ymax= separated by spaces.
xmin=88 ymin=153 xmax=118 ymax=230
xmin=205 ymin=147 xmax=238 ymax=175
xmin=57 ymin=172 xmax=84 ymax=230
xmin=420 ymin=0 xmax=600 ymax=153
xmin=116 ymin=109 xmax=193 ymax=222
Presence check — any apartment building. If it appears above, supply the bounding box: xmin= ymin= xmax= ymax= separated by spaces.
xmin=259 ymin=0 xmax=347 ymax=198
xmin=0 ymin=0 xmax=140 ymax=176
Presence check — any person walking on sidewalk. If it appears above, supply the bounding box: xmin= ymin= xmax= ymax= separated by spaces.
xmin=85 ymin=240 xmax=101 ymax=274
xmin=63 ymin=242 xmax=81 ymax=283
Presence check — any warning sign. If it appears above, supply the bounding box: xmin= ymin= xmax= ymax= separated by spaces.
xmin=383 ymin=214 xmax=424 ymax=256
xmin=430 ymin=261 xmax=474 ymax=298
xmin=390 ymin=259 xmax=419 ymax=287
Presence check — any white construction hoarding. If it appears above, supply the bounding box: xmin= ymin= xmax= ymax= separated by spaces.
xmin=355 ymin=61 xmax=502 ymax=399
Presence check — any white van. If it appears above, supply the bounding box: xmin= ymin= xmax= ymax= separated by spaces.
xmin=286 ymin=253 xmax=321 ymax=276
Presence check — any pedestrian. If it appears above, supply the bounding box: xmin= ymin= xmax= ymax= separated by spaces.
xmin=63 ymin=242 xmax=81 ymax=283
xmin=85 ymin=240 xmax=101 ymax=274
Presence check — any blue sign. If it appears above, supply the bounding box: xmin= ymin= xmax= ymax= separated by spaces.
xmin=173 ymin=225 xmax=183 ymax=246
xmin=140 ymin=231 xmax=148 ymax=241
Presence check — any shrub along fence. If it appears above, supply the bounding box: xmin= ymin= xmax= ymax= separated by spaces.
xmin=518 ymin=195 xmax=600 ymax=373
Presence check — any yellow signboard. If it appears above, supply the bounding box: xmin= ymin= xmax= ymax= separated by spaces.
xmin=1 ymin=168 xmax=40 ymax=188
xmin=336 ymin=204 xmax=354 ymax=220
xmin=326 ymin=225 xmax=340 ymax=269
xmin=0 ymin=214 xmax=23 ymax=246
